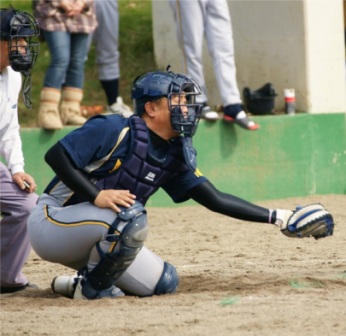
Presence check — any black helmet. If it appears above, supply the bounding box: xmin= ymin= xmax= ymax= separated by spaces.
xmin=243 ymin=83 xmax=277 ymax=116
xmin=0 ymin=6 xmax=40 ymax=108
xmin=131 ymin=66 xmax=202 ymax=138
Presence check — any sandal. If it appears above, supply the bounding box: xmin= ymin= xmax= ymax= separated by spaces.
xmin=223 ymin=114 xmax=260 ymax=131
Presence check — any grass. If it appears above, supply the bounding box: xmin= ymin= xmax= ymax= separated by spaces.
xmin=2 ymin=0 xmax=157 ymax=126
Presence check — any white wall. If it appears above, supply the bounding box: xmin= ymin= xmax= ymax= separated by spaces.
xmin=152 ymin=0 xmax=346 ymax=113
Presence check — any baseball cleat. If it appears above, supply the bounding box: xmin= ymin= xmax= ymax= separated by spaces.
xmin=73 ymin=277 xmax=125 ymax=300
xmin=51 ymin=275 xmax=80 ymax=298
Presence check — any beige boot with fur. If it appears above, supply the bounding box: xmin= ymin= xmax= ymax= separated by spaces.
xmin=60 ymin=87 xmax=87 ymax=126
xmin=38 ymin=88 xmax=63 ymax=130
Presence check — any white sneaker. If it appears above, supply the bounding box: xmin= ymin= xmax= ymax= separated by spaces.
xmin=201 ymin=105 xmax=219 ymax=121
xmin=51 ymin=275 xmax=80 ymax=298
xmin=107 ymin=97 xmax=133 ymax=118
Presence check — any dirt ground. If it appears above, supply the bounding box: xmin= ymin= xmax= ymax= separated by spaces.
xmin=1 ymin=194 xmax=345 ymax=336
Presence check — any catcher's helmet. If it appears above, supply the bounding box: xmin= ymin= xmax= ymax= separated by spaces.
xmin=0 ymin=6 xmax=40 ymax=108
xmin=131 ymin=66 xmax=202 ymax=137
xmin=243 ymin=83 xmax=277 ymax=116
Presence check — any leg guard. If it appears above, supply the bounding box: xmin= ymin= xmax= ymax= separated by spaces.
xmin=87 ymin=201 xmax=148 ymax=291
xmin=115 ymin=247 xmax=179 ymax=297
xmin=154 ymin=262 xmax=179 ymax=295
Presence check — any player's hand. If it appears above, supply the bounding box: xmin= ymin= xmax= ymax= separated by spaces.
xmin=94 ymin=189 xmax=136 ymax=213
xmin=12 ymin=172 xmax=37 ymax=193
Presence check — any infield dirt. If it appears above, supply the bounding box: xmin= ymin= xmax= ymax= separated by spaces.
xmin=1 ymin=194 xmax=345 ymax=336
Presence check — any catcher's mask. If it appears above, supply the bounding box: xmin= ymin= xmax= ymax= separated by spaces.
xmin=0 ymin=6 xmax=40 ymax=108
xmin=131 ymin=66 xmax=203 ymax=138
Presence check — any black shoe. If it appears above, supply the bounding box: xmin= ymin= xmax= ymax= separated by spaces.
xmin=0 ymin=282 xmax=38 ymax=294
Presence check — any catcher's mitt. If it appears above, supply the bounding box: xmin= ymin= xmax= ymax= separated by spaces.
xmin=281 ymin=203 xmax=334 ymax=240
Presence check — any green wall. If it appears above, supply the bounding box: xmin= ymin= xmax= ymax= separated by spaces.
xmin=19 ymin=113 xmax=346 ymax=207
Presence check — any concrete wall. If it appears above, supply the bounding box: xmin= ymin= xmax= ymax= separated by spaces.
xmin=19 ymin=113 xmax=346 ymax=207
xmin=152 ymin=0 xmax=346 ymax=113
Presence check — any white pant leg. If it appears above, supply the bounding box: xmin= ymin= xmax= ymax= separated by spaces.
xmin=170 ymin=0 xmax=242 ymax=106
xmin=93 ymin=0 xmax=120 ymax=80
xmin=27 ymin=196 xmax=117 ymax=270
xmin=169 ymin=0 xmax=208 ymax=103
xmin=205 ymin=0 xmax=241 ymax=106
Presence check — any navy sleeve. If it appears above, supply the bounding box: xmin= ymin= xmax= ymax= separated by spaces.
xmin=162 ymin=169 xmax=208 ymax=203
xmin=59 ymin=115 xmax=129 ymax=169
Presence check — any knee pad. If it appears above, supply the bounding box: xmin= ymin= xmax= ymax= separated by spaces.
xmin=88 ymin=201 xmax=148 ymax=290
xmin=154 ymin=262 xmax=179 ymax=295
xmin=117 ymin=201 xmax=148 ymax=251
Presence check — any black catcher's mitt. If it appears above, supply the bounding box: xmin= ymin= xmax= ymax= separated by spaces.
xmin=281 ymin=204 xmax=334 ymax=240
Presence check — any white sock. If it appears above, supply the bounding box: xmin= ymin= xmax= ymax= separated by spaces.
xmin=235 ymin=111 xmax=246 ymax=120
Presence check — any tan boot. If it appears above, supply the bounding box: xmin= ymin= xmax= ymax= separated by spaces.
xmin=60 ymin=87 xmax=87 ymax=126
xmin=38 ymin=88 xmax=63 ymax=130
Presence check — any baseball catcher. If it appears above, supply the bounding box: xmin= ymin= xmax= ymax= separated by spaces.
xmin=27 ymin=67 xmax=334 ymax=300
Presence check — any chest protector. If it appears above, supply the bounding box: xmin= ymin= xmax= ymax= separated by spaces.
xmin=96 ymin=117 xmax=190 ymax=205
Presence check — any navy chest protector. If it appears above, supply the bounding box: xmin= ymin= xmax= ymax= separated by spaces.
xmin=96 ymin=117 xmax=190 ymax=205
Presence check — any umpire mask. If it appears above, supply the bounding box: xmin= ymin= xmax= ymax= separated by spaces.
xmin=0 ymin=6 xmax=40 ymax=109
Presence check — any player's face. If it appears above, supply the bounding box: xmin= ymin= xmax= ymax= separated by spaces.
xmin=0 ymin=38 xmax=28 ymax=72
xmin=170 ymin=93 xmax=189 ymax=118
xmin=143 ymin=97 xmax=179 ymax=139
xmin=10 ymin=37 xmax=28 ymax=55
xmin=154 ymin=97 xmax=175 ymax=130
xmin=143 ymin=92 xmax=194 ymax=139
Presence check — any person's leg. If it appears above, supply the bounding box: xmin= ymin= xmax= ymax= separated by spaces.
xmin=0 ymin=163 xmax=38 ymax=290
xmin=169 ymin=0 xmax=218 ymax=120
xmin=27 ymin=197 xmax=115 ymax=270
xmin=86 ymin=0 xmax=119 ymax=105
xmin=42 ymin=30 xmax=70 ymax=88
xmin=38 ymin=30 xmax=70 ymax=129
xmin=205 ymin=0 xmax=259 ymax=130
xmin=59 ymin=33 xmax=89 ymax=125
xmin=100 ymin=79 xmax=119 ymax=106
xmin=35 ymin=198 xmax=177 ymax=299
xmin=64 ymin=33 xmax=90 ymax=89
xmin=204 ymin=0 xmax=241 ymax=107
xmin=169 ymin=0 xmax=207 ymax=104
xmin=91 ymin=0 xmax=132 ymax=116
xmin=94 ymin=0 xmax=120 ymax=83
